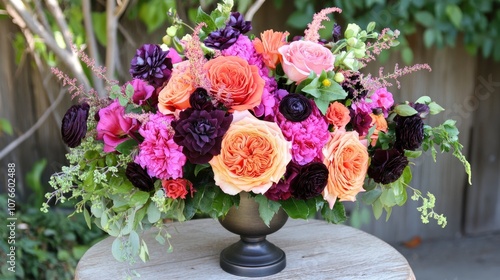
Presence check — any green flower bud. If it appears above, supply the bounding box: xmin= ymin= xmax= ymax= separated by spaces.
xmin=162 ymin=35 xmax=172 ymax=45
xmin=166 ymin=26 xmax=178 ymax=37
xmin=347 ymin=37 xmax=358 ymax=47
xmin=334 ymin=72 xmax=345 ymax=83
xmin=344 ymin=23 xmax=361 ymax=39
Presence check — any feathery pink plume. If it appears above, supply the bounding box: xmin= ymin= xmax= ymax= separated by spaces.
xmin=304 ymin=7 xmax=342 ymax=42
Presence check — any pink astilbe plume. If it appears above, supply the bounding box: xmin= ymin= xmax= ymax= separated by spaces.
xmin=361 ymin=63 xmax=432 ymax=91
xmin=361 ymin=28 xmax=400 ymax=65
xmin=304 ymin=7 xmax=342 ymax=42
xmin=185 ymin=23 xmax=211 ymax=90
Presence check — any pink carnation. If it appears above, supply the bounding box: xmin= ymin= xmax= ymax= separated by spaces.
xmin=276 ymin=99 xmax=330 ymax=165
xmin=96 ymin=100 xmax=139 ymax=153
xmin=135 ymin=113 xmax=186 ymax=180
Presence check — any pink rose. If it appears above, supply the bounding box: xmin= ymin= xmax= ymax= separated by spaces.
xmin=129 ymin=79 xmax=155 ymax=105
xmin=96 ymin=100 xmax=139 ymax=152
xmin=278 ymin=41 xmax=335 ymax=83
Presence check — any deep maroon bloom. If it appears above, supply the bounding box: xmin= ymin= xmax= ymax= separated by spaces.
xmin=204 ymin=26 xmax=241 ymax=50
xmin=129 ymin=44 xmax=173 ymax=87
xmin=290 ymin=162 xmax=329 ymax=200
xmin=395 ymin=115 xmax=424 ymax=151
xmin=189 ymin=88 xmax=214 ymax=111
xmin=227 ymin=12 xmax=252 ymax=34
xmin=172 ymin=109 xmax=233 ymax=164
xmin=332 ymin=23 xmax=342 ymax=42
xmin=279 ymin=93 xmax=312 ymax=122
xmin=61 ymin=103 xmax=90 ymax=148
xmin=265 ymin=162 xmax=300 ymax=201
xmin=368 ymin=148 xmax=409 ymax=184
xmin=350 ymin=110 xmax=373 ymax=136
xmin=125 ymin=162 xmax=155 ymax=192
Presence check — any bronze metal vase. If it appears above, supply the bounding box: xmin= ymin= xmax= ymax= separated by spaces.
xmin=218 ymin=193 xmax=288 ymax=277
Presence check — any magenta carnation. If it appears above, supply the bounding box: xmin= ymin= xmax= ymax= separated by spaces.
xmin=135 ymin=113 xmax=186 ymax=180
xmin=370 ymin=87 xmax=394 ymax=117
xmin=96 ymin=100 xmax=139 ymax=153
xmin=276 ymin=99 xmax=330 ymax=165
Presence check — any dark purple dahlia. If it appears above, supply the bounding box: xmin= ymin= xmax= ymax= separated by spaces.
xmin=394 ymin=115 xmax=424 ymax=151
xmin=367 ymin=148 xmax=409 ymax=185
xmin=290 ymin=162 xmax=329 ymax=200
xmin=204 ymin=26 xmax=241 ymax=50
xmin=265 ymin=162 xmax=300 ymax=201
xmin=412 ymin=103 xmax=430 ymax=119
xmin=61 ymin=103 xmax=90 ymax=148
xmin=172 ymin=109 xmax=232 ymax=164
xmin=350 ymin=109 xmax=373 ymax=136
xmin=227 ymin=12 xmax=252 ymax=34
xmin=129 ymin=44 xmax=173 ymax=87
xmin=126 ymin=162 xmax=155 ymax=192
xmin=279 ymin=94 xmax=312 ymax=122
xmin=189 ymin=88 xmax=214 ymax=111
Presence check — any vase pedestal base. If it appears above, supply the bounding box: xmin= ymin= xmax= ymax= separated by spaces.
xmin=220 ymin=236 xmax=286 ymax=277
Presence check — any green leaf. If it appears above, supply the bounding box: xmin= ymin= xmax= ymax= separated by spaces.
xmin=423 ymin=28 xmax=435 ymax=48
xmin=401 ymin=46 xmax=414 ymax=64
xmin=362 ymin=188 xmax=382 ymax=205
xmin=394 ymin=104 xmax=418 ymax=116
xmin=129 ymin=191 xmax=150 ymax=207
xmin=111 ymin=238 xmax=125 ymax=262
xmin=91 ymin=12 xmax=107 ymax=46
xmin=115 ymin=139 xmax=138 ymax=155
xmin=139 ymin=240 xmax=150 ymax=262
xmin=196 ymin=6 xmax=218 ymax=33
xmin=402 ymin=166 xmax=412 ymax=184
xmin=128 ymin=230 xmax=141 ymax=256
xmin=194 ymin=163 xmax=210 ymax=176
xmin=254 ymin=195 xmax=281 ymax=227
xmin=414 ymin=11 xmax=435 ymax=27
xmin=138 ymin=0 xmax=172 ymax=33
xmin=404 ymin=150 xmax=422 ymax=158
xmin=380 ymin=187 xmax=397 ymax=207
xmin=446 ymin=4 xmax=463 ymax=28
xmin=147 ymin=202 xmax=161 ymax=223
xmin=321 ymin=201 xmax=346 ymax=224
xmin=428 ymin=101 xmax=445 ymax=114
xmin=415 ymin=96 xmax=431 ymax=104
xmin=280 ymin=198 xmax=316 ymax=219
xmin=384 ymin=205 xmax=393 ymax=221
xmin=125 ymin=84 xmax=135 ymax=99
xmin=83 ymin=207 xmax=92 ymax=229
xmin=372 ymin=199 xmax=383 ymax=219
xmin=0 ymin=118 xmax=13 ymax=135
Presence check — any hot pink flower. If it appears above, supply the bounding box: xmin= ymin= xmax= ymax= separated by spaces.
xmin=129 ymin=79 xmax=155 ymax=105
xmin=135 ymin=113 xmax=186 ymax=180
xmin=166 ymin=47 xmax=183 ymax=64
xmin=96 ymin=100 xmax=139 ymax=152
xmin=371 ymin=87 xmax=394 ymax=117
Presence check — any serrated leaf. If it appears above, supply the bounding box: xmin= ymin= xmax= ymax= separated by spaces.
xmin=115 ymin=139 xmax=138 ymax=155
xmin=321 ymin=201 xmax=346 ymax=224
xmin=196 ymin=6 xmax=218 ymax=34
xmin=280 ymin=198 xmax=315 ymax=219
xmin=394 ymin=104 xmax=418 ymax=116
xmin=254 ymin=195 xmax=281 ymax=227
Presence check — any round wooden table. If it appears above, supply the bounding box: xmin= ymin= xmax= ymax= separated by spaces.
xmin=75 ymin=219 xmax=415 ymax=279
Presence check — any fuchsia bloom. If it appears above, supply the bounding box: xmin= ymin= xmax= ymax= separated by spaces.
xmin=129 ymin=79 xmax=155 ymax=105
xmin=96 ymin=100 xmax=139 ymax=152
xmin=135 ymin=113 xmax=186 ymax=180
xmin=351 ymin=87 xmax=394 ymax=117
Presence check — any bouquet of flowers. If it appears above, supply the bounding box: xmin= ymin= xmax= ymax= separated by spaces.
xmin=44 ymin=0 xmax=470 ymax=262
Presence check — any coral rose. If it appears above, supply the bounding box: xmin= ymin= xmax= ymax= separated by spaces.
xmin=162 ymin=178 xmax=194 ymax=199
xmin=158 ymin=61 xmax=194 ymax=114
xmin=278 ymin=40 xmax=335 ymax=83
xmin=253 ymin=29 xmax=289 ymax=69
xmin=368 ymin=113 xmax=388 ymax=146
xmin=204 ymin=56 xmax=264 ymax=112
xmin=209 ymin=110 xmax=291 ymax=195
xmin=322 ymin=130 xmax=369 ymax=209
xmin=326 ymin=101 xmax=351 ymax=129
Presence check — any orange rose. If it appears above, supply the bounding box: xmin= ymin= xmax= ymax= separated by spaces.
xmin=368 ymin=113 xmax=388 ymax=146
xmin=326 ymin=102 xmax=351 ymax=129
xmin=204 ymin=56 xmax=264 ymax=112
xmin=322 ymin=130 xmax=369 ymax=209
xmin=253 ymin=30 xmax=289 ymax=69
xmin=209 ymin=110 xmax=291 ymax=195
xmin=158 ymin=61 xmax=194 ymax=114
xmin=162 ymin=178 xmax=194 ymax=199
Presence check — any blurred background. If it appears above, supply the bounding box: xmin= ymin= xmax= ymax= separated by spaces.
xmin=0 ymin=0 xmax=499 ymax=279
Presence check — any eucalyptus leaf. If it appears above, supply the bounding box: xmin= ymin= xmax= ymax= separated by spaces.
xmin=147 ymin=202 xmax=161 ymax=223
xmin=128 ymin=231 xmax=141 ymax=256
xmin=111 ymin=238 xmax=125 ymax=262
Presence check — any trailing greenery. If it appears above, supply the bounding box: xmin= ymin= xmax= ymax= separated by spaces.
xmin=275 ymin=0 xmax=500 ymax=62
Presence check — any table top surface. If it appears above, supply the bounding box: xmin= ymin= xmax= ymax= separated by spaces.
xmin=75 ymin=218 xmax=415 ymax=280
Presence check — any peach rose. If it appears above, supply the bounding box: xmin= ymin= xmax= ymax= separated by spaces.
xmin=158 ymin=61 xmax=194 ymax=115
xmin=322 ymin=130 xmax=369 ymax=209
xmin=326 ymin=102 xmax=351 ymax=129
xmin=368 ymin=113 xmax=388 ymax=146
xmin=209 ymin=110 xmax=292 ymax=195
xmin=253 ymin=29 xmax=289 ymax=69
xmin=278 ymin=40 xmax=335 ymax=83
xmin=204 ymin=56 xmax=264 ymax=112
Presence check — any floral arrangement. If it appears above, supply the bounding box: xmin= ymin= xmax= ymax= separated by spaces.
xmin=44 ymin=0 xmax=470 ymax=263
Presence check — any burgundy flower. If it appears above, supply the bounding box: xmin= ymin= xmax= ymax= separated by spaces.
xmin=279 ymin=93 xmax=312 ymax=122
xmin=227 ymin=12 xmax=252 ymax=34
xmin=125 ymin=162 xmax=155 ymax=192
xmin=61 ymin=103 xmax=90 ymax=148
xmin=350 ymin=110 xmax=373 ymax=136
xmin=129 ymin=44 xmax=173 ymax=87
xmin=395 ymin=115 xmax=424 ymax=151
xmin=368 ymin=148 xmax=409 ymax=184
xmin=172 ymin=109 xmax=233 ymax=164
xmin=290 ymin=162 xmax=329 ymax=200
xmin=265 ymin=162 xmax=300 ymax=201
xmin=204 ymin=26 xmax=241 ymax=50
xmin=189 ymin=88 xmax=214 ymax=111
